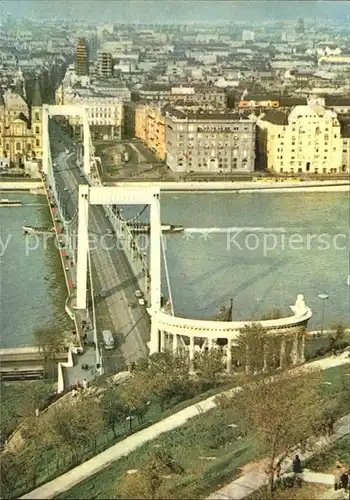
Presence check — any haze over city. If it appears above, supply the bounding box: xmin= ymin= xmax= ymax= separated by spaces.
xmin=0 ymin=3 xmax=349 ymax=500
xmin=1 ymin=0 xmax=349 ymax=23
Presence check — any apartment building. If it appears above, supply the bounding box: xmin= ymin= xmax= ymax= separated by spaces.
xmin=96 ymin=51 xmax=113 ymax=78
xmin=135 ymin=104 xmax=166 ymax=160
xmin=257 ymin=101 xmax=348 ymax=174
xmin=68 ymin=95 xmax=123 ymax=140
xmin=134 ymin=85 xmax=227 ymax=109
xmin=165 ymin=109 xmax=255 ymax=173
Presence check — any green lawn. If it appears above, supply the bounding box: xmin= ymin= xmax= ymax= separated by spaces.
xmin=56 ymin=364 xmax=350 ymax=500
xmin=0 ymin=380 xmax=56 ymax=440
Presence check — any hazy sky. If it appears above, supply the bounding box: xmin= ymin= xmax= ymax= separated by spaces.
xmin=1 ymin=1 xmax=349 ymax=23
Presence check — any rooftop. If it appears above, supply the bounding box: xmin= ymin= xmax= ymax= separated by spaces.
xmin=260 ymin=109 xmax=289 ymax=125
xmin=166 ymin=108 xmax=252 ymax=121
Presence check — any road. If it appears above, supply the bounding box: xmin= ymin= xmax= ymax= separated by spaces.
xmin=48 ymin=120 xmax=150 ymax=374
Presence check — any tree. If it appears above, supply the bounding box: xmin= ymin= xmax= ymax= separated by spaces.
xmin=328 ymin=322 xmax=346 ymax=351
xmin=116 ymin=451 xmax=178 ymax=499
xmin=217 ymin=368 xmax=326 ymax=499
xmin=101 ymin=387 xmax=126 ymax=439
xmin=233 ymin=323 xmax=269 ymax=374
xmin=194 ymin=348 xmax=226 ymax=388
xmin=117 ymin=374 xmax=150 ymax=431
xmin=135 ymin=352 xmax=191 ymax=412
xmin=261 ymin=309 xmax=282 ymax=320
xmin=34 ymin=328 xmax=67 ymax=378
xmin=0 ymin=451 xmax=21 ymax=497
xmin=46 ymin=396 xmax=105 ymax=461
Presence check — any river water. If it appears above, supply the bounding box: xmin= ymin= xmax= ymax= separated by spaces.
xmin=0 ymin=191 xmax=349 ymax=348
xmin=0 ymin=193 xmax=71 ymax=348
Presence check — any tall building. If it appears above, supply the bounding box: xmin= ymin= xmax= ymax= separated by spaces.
xmin=75 ymin=38 xmax=89 ymax=76
xmin=97 ymin=51 xmax=113 ymax=78
xmin=165 ymin=109 xmax=255 ymax=173
xmin=257 ymin=101 xmax=349 ymax=174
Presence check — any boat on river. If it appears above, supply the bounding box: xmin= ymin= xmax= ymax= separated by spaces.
xmin=126 ymin=223 xmax=184 ymax=234
xmin=23 ymin=225 xmax=55 ymax=235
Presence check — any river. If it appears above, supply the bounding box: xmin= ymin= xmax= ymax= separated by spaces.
xmin=0 ymin=191 xmax=349 ymax=347
xmin=0 ymin=193 xmax=71 ymax=348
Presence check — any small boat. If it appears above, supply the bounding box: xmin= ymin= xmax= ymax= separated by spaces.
xmin=23 ymin=225 xmax=55 ymax=235
xmin=0 ymin=199 xmax=22 ymax=207
xmin=127 ymin=223 xmax=184 ymax=234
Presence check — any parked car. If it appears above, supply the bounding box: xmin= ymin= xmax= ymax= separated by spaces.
xmin=102 ymin=330 xmax=115 ymax=350
xmin=135 ymin=290 xmax=142 ymax=298
xmin=138 ymin=298 xmax=145 ymax=306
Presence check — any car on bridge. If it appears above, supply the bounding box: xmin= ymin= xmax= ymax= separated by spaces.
xmin=138 ymin=298 xmax=145 ymax=306
xmin=102 ymin=330 xmax=115 ymax=350
xmin=135 ymin=290 xmax=142 ymax=298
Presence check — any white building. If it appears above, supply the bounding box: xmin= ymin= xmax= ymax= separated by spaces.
xmin=257 ymin=100 xmax=349 ymax=174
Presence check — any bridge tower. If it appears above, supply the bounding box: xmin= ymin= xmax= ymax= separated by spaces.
xmin=75 ymin=186 xmax=162 ymax=353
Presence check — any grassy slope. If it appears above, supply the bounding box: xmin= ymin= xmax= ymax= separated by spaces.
xmin=0 ymin=380 xmax=56 ymax=440
xmin=57 ymin=364 xmax=349 ymax=500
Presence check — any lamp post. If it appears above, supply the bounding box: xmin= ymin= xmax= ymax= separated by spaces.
xmin=318 ymin=293 xmax=329 ymax=335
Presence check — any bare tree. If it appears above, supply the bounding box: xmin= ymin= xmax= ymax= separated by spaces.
xmin=217 ymin=368 xmax=326 ymax=498
xmin=34 ymin=328 xmax=67 ymax=378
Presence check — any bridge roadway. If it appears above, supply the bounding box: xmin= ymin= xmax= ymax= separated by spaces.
xmin=49 ymin=121 xmax=150 ymax=374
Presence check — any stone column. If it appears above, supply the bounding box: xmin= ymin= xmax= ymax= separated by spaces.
xmin=279 ymin=338 xmax=286 ymax=368
xmin=149 ymin=194 xmax=161 ymax=354
xmin=208 ymin=338 xmax=213 ymax=351
xmin=172 ymin=333 xmax=178 ymax=355
xmin=189 ymin=336 xmax=195 ymax=372
xmin=149 ymin=322 xmax=159 ymax=354
xmin=160 ymin=331 xmax=165 ymax=351
xmin=291 ymin=334 xmax=299 ymax=365
xmin=226 ymin=338 xmax=233 ymax=374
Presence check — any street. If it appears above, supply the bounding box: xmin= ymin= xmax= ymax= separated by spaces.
xmin=49 ymin=120 xmax=150 ymax=374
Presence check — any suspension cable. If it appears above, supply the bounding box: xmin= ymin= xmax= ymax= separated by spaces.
xmin=119 ymin=205 xmax=149 ymax=223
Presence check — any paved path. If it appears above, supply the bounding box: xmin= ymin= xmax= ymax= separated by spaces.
xmin=208 ymin=414 xmax=350 ymax=500
xmin=20 ymin=355 xmax=349 ymax=499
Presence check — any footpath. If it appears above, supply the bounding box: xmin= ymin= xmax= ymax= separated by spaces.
xmin=20 ymin=355 xmax=349 ymax=500
xmin=208 ymin=414 xmax=350 ymax=499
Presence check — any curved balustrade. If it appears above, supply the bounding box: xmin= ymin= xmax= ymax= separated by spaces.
xmin=152 ymin=294 xmax=312 ymax=372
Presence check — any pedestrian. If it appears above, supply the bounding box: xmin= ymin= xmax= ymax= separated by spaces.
xmin=76 ymin=380 xmax=81 ymax=391
xmin=72 ymin=388 xmax=77 ymax=397
xmin=340 ymin=470 xmax=349 ymax=490
xmin=35 ymin=408 xmax=39 ymax=417
xmin=292 ymin=455 xmax=302 ymax=487
xmin=82 ymin=378 xmax=88 ymax=390
xmin=334 ymin=464 xmax=342 ymax=490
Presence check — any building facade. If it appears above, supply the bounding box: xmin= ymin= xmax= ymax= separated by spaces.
xmin=257 ymin=101 xmax=348 ymax=174
xmin=68 ymin=96 xmax=123 ymax=140
xmin=0 ymin=82 xmax=42 ymax=167
xmin=165 ymin=109 xmax=256 ymax=173
xmin=96 ymin=51 xmax=113 ymax=78
xmin=135 ymin=104 xmax=166 ymax=160
xmin=75 ymin=38 xmax=89 ymax=76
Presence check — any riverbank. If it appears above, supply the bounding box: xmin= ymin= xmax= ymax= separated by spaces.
xmin=0 ymin=181 xmax=43 ymax=192
xmin=106 ymin=180 xmax=350 ymax=193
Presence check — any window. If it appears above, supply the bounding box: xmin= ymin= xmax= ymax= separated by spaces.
xmin=36 ymin=139 xmax=40 ymax=146
xmin=35 ymin=126 xmax=40 ymax=134
xmin=5 ymin=143 xmax=9 ymax=150
xmin=35 ymin=112 xmax=39 ymax=121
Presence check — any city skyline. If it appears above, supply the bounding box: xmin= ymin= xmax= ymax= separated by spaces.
xmin=1 ymin=0 xmax=349 ymax=23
